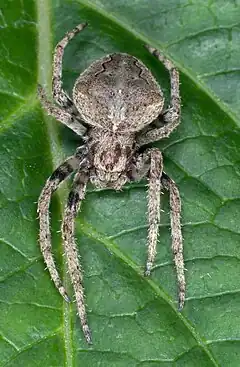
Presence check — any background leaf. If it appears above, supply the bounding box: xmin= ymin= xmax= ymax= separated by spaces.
xmin=1 ymin=0 xmax=240 ymax=366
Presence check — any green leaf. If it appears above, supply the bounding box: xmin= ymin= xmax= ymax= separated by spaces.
xmin=1 ymin=0 xmax=240 ymax=366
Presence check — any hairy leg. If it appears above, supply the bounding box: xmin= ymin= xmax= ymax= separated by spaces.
xmin=137 ymin=45 xmax=181 ymax=146
xmin=161 ymin=172 xmax=185 ymax=310
xmin=52 ymin=23 xmax=87 ymax=109
xmin=38 ymin=155 xmax=81 ymax=301
xmin=38 ymin=86 xmax=86 ymax=137
xmin=131 ymin=149 xmax=163 ymax=276
xmin=145 ymin=149 xmax=163 ymax=275
xmin=61 ymin=168 xmax=91 ymax=344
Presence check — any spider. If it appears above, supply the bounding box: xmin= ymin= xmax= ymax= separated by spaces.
xmin=37 ymin=22 xmax=185 ymax=344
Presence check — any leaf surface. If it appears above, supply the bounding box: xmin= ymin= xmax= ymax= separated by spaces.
xmin=1 ymin=0 xmax=240 ymax=366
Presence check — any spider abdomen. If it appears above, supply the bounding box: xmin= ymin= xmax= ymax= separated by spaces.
xmin=73 ymin=53 xmax=164 ymax=133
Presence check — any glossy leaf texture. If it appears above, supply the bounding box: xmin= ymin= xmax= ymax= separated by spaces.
xmin=1 ymin=0 xmax=240 ymax=366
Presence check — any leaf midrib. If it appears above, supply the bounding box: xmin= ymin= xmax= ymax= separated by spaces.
xmin=37 ymin=0 xmax=74 ymax=365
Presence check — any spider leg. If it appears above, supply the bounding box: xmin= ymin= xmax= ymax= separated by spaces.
xmin=38 ymin=85 xmax=86 ymax=137
xmin=137 ymin=45 xmax=181 ymax=146
xmin=52 ymin=23 xmax=87 ymax=109
xmin=161 ymin=172 xmax=185 ymax=310
xmin=145 ymin=149 xmax=163 ymax=275
xmin=61 ymin=167 xmax=92 ymax=344
xmin=130 ymin=148 xmax=163 ymax=276
xmin=38 ymin=155 xmax=81 ymax=301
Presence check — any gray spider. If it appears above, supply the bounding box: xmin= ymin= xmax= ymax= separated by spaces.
xmin=38 ymin=23 xmax=185 ymax=344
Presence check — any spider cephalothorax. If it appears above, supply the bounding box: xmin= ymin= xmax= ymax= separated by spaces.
xmin=87 ymin=129 xmax=135 ymax=189
xmin=38 ymin=23 xmax=184 ymax=344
